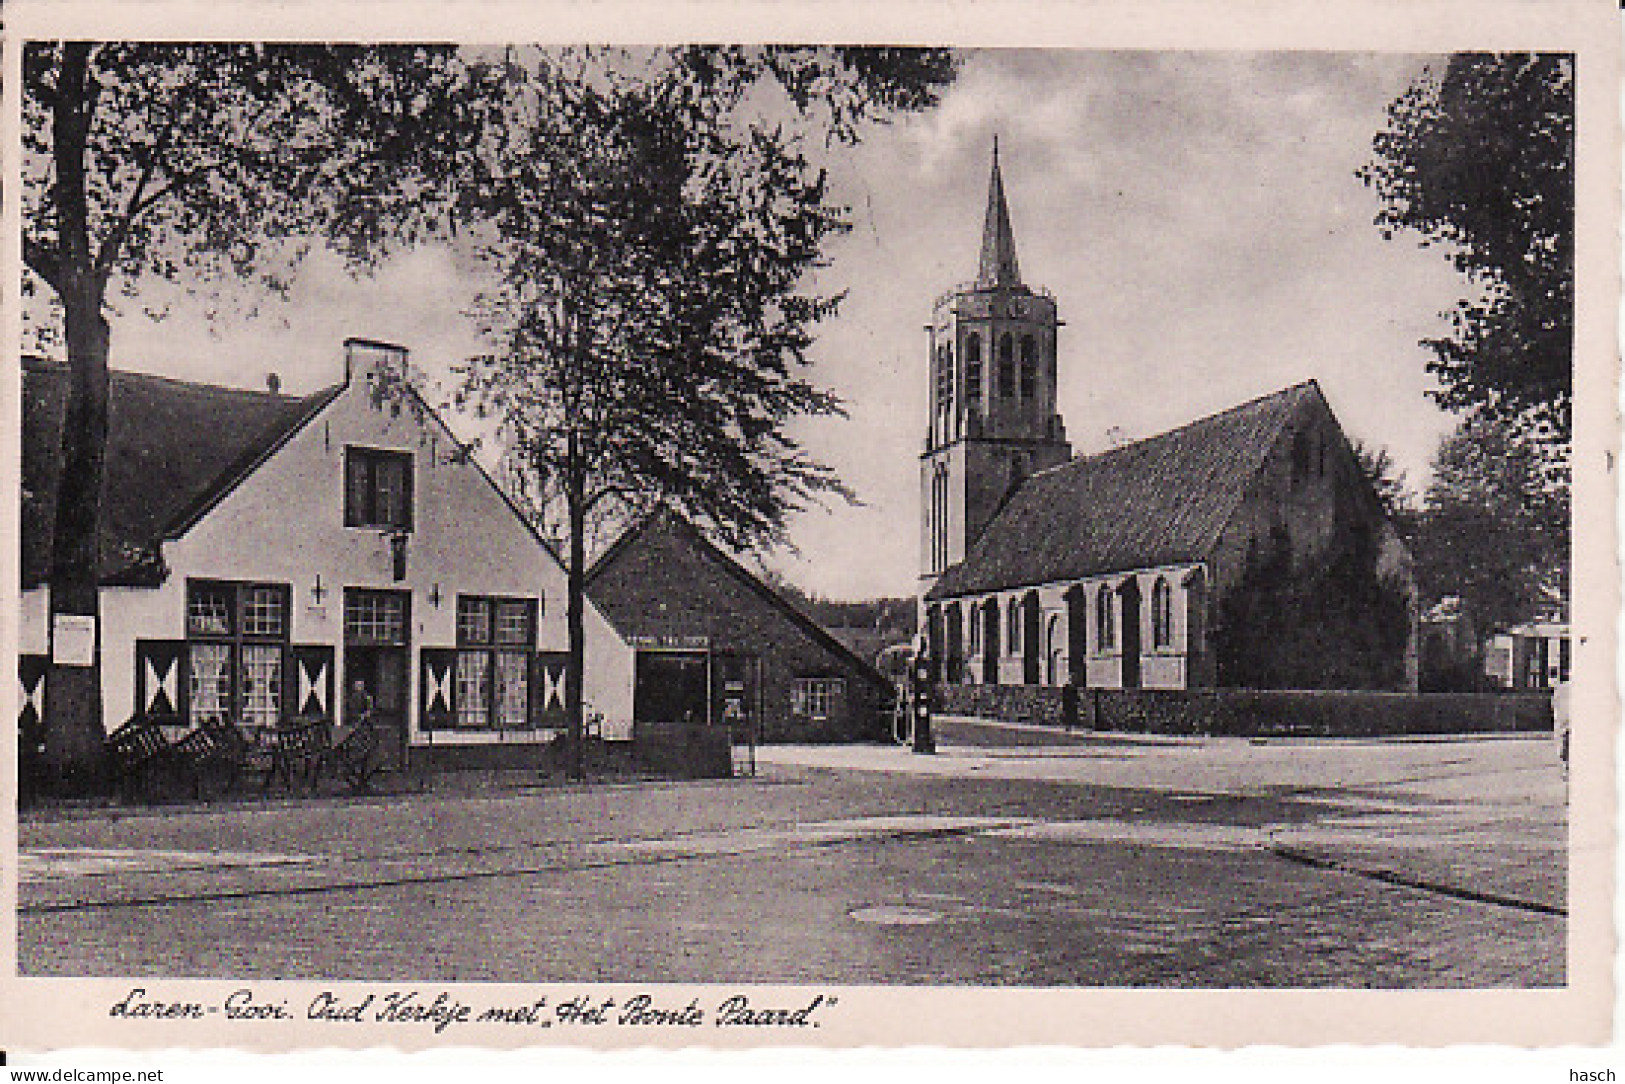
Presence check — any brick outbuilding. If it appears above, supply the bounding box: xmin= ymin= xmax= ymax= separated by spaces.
xmin=586 ymin=511 xmax=892 ymax=742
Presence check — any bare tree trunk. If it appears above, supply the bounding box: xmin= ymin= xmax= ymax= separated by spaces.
xmin=564 ymin=431 xmax=587 ymax=782
xmin=42 ymin=43 xmax=112 ymax=796
xmin=44 ymin=292 xmax=112 ymax=795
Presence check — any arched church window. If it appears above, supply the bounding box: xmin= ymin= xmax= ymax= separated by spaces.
xmin=1007 ymin=598 xmax=1022 ymax=655
xmin=1151 ymin=577 xmax=1172 ymax=649
xmin=965 ymin=334 xmax=982 ymax=409
xmin=998 ymin=333 xmax=1015 ymax=398
xmin=1096 ymin=586 xmax=1115 ymax=652
xmin=936 ymin=344 xmax=953 ymax=410
xmin=1020 ymin=335 xmax=1037 ymax=399
xmin=932 ymin=464 xmax=949 ymax=572
xmin=968 ymin=601 xmax=982 ymax=655
xmin=1046 ymin=614 xmax=1063 ymax=685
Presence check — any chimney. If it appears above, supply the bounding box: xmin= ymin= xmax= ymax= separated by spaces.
xmin=265 ymin=372 xmax=282 ymax=395
xmin=344 ymin=337 xmax=409 ymax=384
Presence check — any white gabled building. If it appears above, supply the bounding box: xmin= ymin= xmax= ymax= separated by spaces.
xmin=20 ymin=339 xmax=634 ymax=773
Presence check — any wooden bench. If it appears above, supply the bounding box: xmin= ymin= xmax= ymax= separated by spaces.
xmin=263 ymin=718 xmax=332 ymax=794
xmin=103 ymin=715 xmax=170 ymax=801
xmin=168 ymin=719 xmax=251 ymax=800
xmin=324 ymin=718 xmax=380 ymax=793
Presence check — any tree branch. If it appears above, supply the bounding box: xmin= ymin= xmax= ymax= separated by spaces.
xmin=94 ymin=117 xmax=178 ymax=282
xmin=24 ymin=236 xmax=63 ymax=294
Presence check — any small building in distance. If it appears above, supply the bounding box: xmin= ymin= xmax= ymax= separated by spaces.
xmin=586 ymin=510 xmax=893 ymax=742
xmin=1484 ymin=620 xmax=1571 ymax=690
xmin=20 ymin=340 xmax=635 ymax=776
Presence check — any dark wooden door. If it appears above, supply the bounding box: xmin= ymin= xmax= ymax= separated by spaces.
xmin=349 ymin=647 xmax=408 ymax=769
xmin=711 ymin=652 xmax=759 ymax=740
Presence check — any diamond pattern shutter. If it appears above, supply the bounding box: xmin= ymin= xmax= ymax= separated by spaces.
xmin=135 ymin=640 xmax=187 ymax=724
xmin=18 ymin=654 xmax=47 ymax=744
xmin=531 ymin=651 xmax=569 ymax=729
xmin=420 ymin=648 xmax=457 ymax=731
xmin=288 ymin=645 xmax=335 ymax=722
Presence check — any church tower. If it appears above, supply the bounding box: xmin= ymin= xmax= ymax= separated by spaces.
xmin=920 ymin=140 xmax=1072 ymax=594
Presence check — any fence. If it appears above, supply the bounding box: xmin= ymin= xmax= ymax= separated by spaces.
xmin=934 ymin=683 xmax=1553 ymax=738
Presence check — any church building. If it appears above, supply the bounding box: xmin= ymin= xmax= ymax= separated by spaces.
xmin=920 ymin=146 xmax=1419 ymax=692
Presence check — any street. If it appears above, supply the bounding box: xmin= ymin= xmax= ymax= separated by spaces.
xmin=18 ymin=719 xmax=1567 ymax=987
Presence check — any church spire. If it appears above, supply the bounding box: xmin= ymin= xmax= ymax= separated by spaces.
xmin=976 ymin=136 xmax=1022 ymax=289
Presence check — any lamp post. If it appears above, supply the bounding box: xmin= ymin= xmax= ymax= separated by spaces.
xmin=910 ymin=636 xmax=936 ymax=755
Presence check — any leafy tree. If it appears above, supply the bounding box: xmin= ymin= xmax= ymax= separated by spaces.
xmin=460 ymin=47 xmax=953 ymax=777
xmin=1412 ymin=415 xmax=1568 ymax=634
xmin=22 ymin=43 xmax=488 ymax=790
xmin=1359 ymin=53 xmax=1573 ymax=446
xmin=1350 ymin=438 xmax=1419 ymax=543
xmin=1216 ymin=504 xmax=1412 ymax=692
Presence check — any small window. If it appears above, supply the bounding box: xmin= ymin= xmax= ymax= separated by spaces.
xmin=968 ymin=602 xmax=982 ymax=655
xmin=1151 ymin=578 xmax=1173 ymax=649
xmin=1019 ymin=335 xmax=1037 ymax=399
xmin=792 ymin=677 xmax=845 ymax=721
xmin=1291 ymin=431 xmax=1312 ymax=482
xmin=344 ymin=589 xmax=409 ymax=646
xmin=241 ymin=585 xmax=287 ymax=639
xmin=997 ymin=334 xmax=1015 ymax=398
xmin=1096 ymin=587 xmax=1116 ymax=652
xmin=1007 ymin=599 xmax=1023 ymax=655
xmin=457 ymin=597 xmax=492 ymax=645
xmin=965 ymin=335 xmax=983 ymax=408
xmin=187 ymin=583 xmax=234 ymax=637
xmin=345 ymin=446 xmax=413 ymax=530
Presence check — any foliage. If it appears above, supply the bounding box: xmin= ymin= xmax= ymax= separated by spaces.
xmin=1359 ymin=53 xmax=1574 ymax=445
xmin=1412 ymin=414 xmax=1569 ymax=634
xmin=23 ymin=43 xmax=486 ymax=319
xmin=1349 ymin=438 xmax=1419 ymax=543
xmin=1215 ymin=506 xmax=1413 ymax=691
xmin=458 ymin=46 xmax=954 ymax=773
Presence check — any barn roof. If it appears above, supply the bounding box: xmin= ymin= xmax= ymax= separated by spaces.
xmin=22 ymin=358 xmax=341 ymax=588
xmin=587 ymin=508 xmax=891 ymax=693
xmin=926 ymin=380 xmax=1323 ymax=600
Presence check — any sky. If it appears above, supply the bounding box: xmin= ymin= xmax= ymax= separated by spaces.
xmin=92 ymin=49 xmax=1471 ymax=602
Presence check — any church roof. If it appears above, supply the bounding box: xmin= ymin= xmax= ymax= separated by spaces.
xmin=925 ymin=381 xmax=1324 ymax=600
xmin=22 ymin=358 xmax=341 ymax=588
xmin=976 ymin=138 xmax=1022 ymax=289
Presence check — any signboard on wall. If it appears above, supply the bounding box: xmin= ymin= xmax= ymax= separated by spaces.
xmin=51 ymin=615 xmax=96 ymax=666
xmin=629 ymin=634 xmax=710 ymax=650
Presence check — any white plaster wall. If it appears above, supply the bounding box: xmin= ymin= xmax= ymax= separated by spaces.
xmin=87 ymin=359 xmax=633 ymax=740
xmin=943 ymin=562 xmax=1201 ymax=690
xmin=19 ymin=588 xmax=48 ymax=655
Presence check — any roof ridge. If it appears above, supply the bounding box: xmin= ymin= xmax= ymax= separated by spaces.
xmin=107 ymin=366 xmax=337 ymax=404
xmin=1043 ymin=379 xmax=1317 ymax=479
xmin=591 ymin=508 xmax=890 ymax=691
xmin=926 ymin=380 xmax=1324 ymax=601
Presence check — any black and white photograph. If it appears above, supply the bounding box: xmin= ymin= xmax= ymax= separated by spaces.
xmin=2 ymin=0 xmax=1615 ymax=1058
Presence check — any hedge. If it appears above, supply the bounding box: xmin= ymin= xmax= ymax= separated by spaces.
xmin=933 ymin=683 xmax=1553 ymax=738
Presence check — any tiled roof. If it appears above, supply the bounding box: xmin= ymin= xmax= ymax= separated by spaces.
xmin=586 ymin=508 xmax=891 ymax=693
xmin=22 ymin=359 xmax=341 ymax=588
xmin=926 ymin=381 xmax=1322 ymax=600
